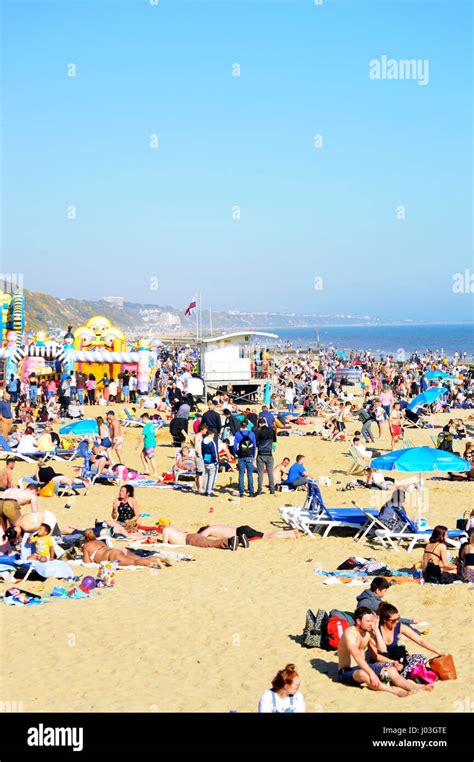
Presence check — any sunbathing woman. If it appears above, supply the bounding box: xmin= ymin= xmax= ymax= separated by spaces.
xmin=422 ymin=525 xmax=459 ymax=584
xmin=81 ymin=529 xmax=172 ymax=567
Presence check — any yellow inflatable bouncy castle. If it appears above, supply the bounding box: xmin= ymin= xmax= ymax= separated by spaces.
xmin=73 ymin=316 xmax=127 ymax=381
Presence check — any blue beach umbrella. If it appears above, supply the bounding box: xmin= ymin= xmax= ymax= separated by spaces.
xmin=59 ymin=419 xmax=99 ymax=436
xmin=407 ymin=386 xmax=448 ymax=412
xmin=371 ymin=447 xmax=470 ymax=525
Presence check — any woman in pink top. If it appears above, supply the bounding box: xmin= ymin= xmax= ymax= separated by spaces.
xmin=379 ymin=389 xmax=394 ymax=419
xmin=46 ymin=379 xmax=57 ymax=399
xmin=86 ymin=375 xmax=97 ymax=405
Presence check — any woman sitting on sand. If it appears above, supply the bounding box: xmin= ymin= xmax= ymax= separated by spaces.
xmin=458 ymin=530 xmax=474 ymax=583
xmin=422 ymin=525 xmax=460 ymax=584
xmin=368 ymin=603 xmax=448 ymax=688
xmin=258 ymin=664 xmax=305 ymax=713
xmin=81 ymin=529 xmax=172 ymax=568
xmin=96 ymin=485 xmax=142 ymax=539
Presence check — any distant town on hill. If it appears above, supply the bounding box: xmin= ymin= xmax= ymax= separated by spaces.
xmin=8 ymin=286 xmax=400 ymax=335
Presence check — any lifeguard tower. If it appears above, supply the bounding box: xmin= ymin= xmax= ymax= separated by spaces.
xmin=200 ymin=331 xmax=277 ymax=401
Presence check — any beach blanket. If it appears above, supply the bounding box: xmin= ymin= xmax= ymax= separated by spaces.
xmin=314 ymin=568 xmax=420 ymax=579
xmin=133 ymin=480 xmax=192 ymax=490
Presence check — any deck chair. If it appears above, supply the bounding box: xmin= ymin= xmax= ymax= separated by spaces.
xmin=348 ymin=446 xmax=370 ymax=475
xmin=122 ymin=408 xmax=146 ymax=428
xmin=391 ymin=507 xmax=463 ymax=553
xmin=0 ymin=437 xmax=55 ymax=463
xmin=51 ymin=445 xmax=80 ymax=462
xmin=281 ymin=481 xmax=377 ymax=538
xmin=403 ymin=410 xmax=424 ymax=429
xmin=0 ymin=437 xmax=35 ymax=464
xmin=353 ymin=506 xmax=407 ymax=551
xmin=173 ymin=448 xmax=196 ymax=482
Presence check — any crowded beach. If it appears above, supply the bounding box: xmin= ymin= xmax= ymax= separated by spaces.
xmin=1 ymin=326 xmax=473 ymax=713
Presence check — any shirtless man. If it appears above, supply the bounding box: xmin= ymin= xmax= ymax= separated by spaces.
xmin=0 ymin=483 xmax=39 ymax=528
xmin=106 ymin=411 xmax=124 ymax=463
xmin=158 ymin=523 xmax=238 ymax=550
xmin=338 ymin=608 xmax=432 ymax=697
xmin=273 ymin=457 xmax=290 ymax=485
xmin=0 ymin=457 xmax=16 ymax=490
xmin=6 ymin=510 xmax=75 ymax=546
xmin=197 ymin=523 xmax=300 ymax=546
xmin=389 ymin=403 xmax=403 ymax=450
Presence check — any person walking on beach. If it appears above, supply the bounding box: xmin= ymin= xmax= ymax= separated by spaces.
xmin=86 ymin=374 xmax=96 ymax=405
xmin=201 ymin=428 xmax=219 ymax=497
xmin=389 ymin=402 xmax=403 ymax=449
xmin=193 ymin=421 xmax=207 ymax=494
xmin=255 ymin=417 xmax=276 ymax=495
xmin=106 ymin=410 xmax=124 ymax=463
xmin=285 ymin=383 xmax=296 ymax=414
xmin=0 ymin=392 xmax=13 ymax=439
xmin=233 ymin=419 xmax=257 ymax=498
xmin=138 ymin=413 xmax=158 ymax=475
xmin=201 ymin=399 xmax=222 ymax=441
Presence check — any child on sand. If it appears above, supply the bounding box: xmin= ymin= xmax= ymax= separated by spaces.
xmin=27 ymin=523 xmax=55 ymax=562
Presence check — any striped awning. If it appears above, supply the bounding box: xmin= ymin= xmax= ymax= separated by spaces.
xmin=22 ymin=344 xmax=60 ymax=359
xmin=69 ymin=350 xmax=140 ymax=363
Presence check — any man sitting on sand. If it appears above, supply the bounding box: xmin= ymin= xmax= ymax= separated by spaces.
xmin=337 ymin=607 xmax=434 ymax=697
xmin=273 ymin=457 xmax=290 ymax=485
xmin=158 ymin=523 xmax=239 ymax=551
xmin=197 ymin=523 xmax=300 ymax=546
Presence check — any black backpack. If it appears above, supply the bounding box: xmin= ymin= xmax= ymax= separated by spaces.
xmin=238 ymin=434 xmax=254 ymax=458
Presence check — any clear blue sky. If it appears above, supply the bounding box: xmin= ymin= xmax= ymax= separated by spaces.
xmin=2 ymin=0 xmax=472 ymax=321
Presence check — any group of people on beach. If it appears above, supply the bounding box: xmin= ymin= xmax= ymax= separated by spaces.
xmin=1 ymin=341 xmax=473 ymax=713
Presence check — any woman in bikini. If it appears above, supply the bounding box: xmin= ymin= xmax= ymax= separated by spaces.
xmin=81 ymin=529 xmax=172 ymax=568
xmin=422 ymin=525 xmax=459 ymax=583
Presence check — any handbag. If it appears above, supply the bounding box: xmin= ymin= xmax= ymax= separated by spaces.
xmin=429 ymin=654 xmax=457 ymax=681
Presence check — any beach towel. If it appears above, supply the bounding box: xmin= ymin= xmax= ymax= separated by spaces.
xmin=28 ymin=559 xmax=74 ymax=579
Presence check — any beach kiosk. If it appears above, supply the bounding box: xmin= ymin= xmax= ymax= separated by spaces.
xmin=200 ymin=331 xmax=277 ymax=401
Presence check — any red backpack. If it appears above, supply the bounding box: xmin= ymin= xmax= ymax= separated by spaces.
xmin=326 ymin=615 xmax=350 ymax=650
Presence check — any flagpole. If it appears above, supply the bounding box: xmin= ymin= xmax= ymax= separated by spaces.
xmin=210 ymin=306 xmax=213 ymax=337
xmin=195 ymin=295 xmax=199 ymax=345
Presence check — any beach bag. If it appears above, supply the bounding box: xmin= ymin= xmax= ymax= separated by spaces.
xmin=39 ymin=481 xmax=55 ymax=498
xmin=429 ymin=654 xmax=457 ymax=681
xmin=96 ymin=561 xmax=118 ymax=588
xmin=302 ymin=608 xmax=328 ymax=649
xmin=326 ymin=615 xmax=350 ymax=650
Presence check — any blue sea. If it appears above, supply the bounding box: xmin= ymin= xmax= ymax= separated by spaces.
xmin=265 ymin=324 xmax=474 ymax=359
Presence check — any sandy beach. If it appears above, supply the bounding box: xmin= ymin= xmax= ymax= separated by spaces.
xmin=2 ymin=402 xmax=473 ymax=714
